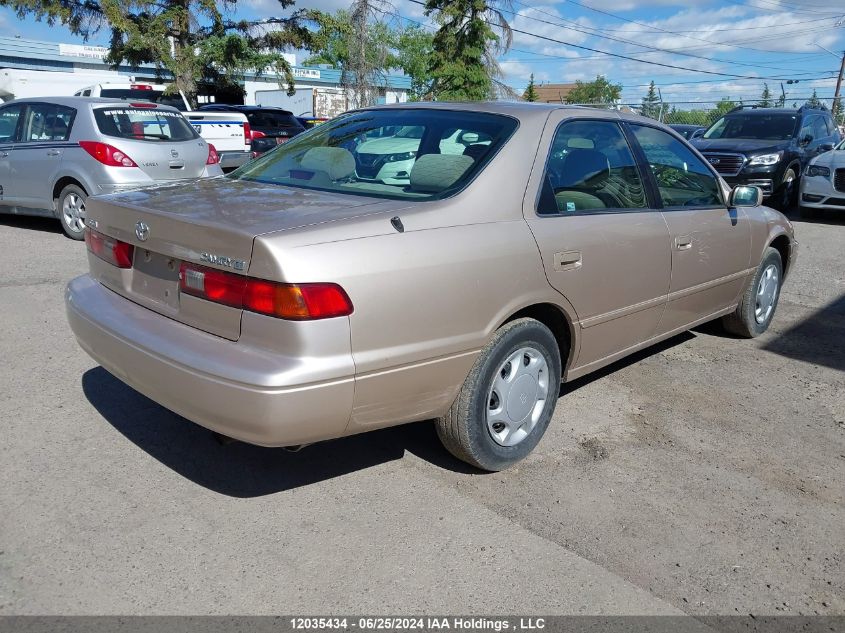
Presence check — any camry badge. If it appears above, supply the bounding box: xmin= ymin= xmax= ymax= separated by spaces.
xmin=135 ymin=221 xmax=150 ymax=242
xmin=200 ymin=252 xmax=246 ymax=271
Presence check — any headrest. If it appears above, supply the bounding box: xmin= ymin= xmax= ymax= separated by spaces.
xmin=559 ymin=149 xmax=610 ymax=189
xmin=300 ymin=147 xmax=355 ymax=181
xmin=409 ymin=154 xmax=474 ymax=192
xmin=462 ymin=144 xmax=489 ymax=161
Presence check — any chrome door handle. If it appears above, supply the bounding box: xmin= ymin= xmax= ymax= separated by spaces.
xmin=46 ymin=150 xmax=61 ymax=156
xmin=675 ymin=236 xmax=692 ymax=251
xmin=554 ymin=250 xmax=582 ymax=271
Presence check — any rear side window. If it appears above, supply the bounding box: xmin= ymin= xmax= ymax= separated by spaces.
xmin=630 ymin=124 xmax=723 ymax=208
xmin=93 ymin=108 xmax=199 ymax=142
xmin=537 ymin=119 xmax=647 ymax=215
xmin=0 ymin=104 xmax=23 ymax=142
xmin=20 ymin=103 xmax=75 ymax=142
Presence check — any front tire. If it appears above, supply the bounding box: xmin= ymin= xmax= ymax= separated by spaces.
xmin=57 ymin=183 xmax=87 ymax=240
xmin=436 ymin=318 xmax=562 ymax=471
xmin=772 ymin=169 xmax=797 ymax=211
xmin=721 ymin=246 xmax=783 ymax=338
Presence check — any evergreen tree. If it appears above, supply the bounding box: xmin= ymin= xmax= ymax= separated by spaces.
xmin=0 ymin=0 xmax=328 ymax=107
xmin=806 ymin=89 xmax=823 ymax=108
xmin=641 ymin=80 xmax=661 ymax=119
xmin=424 ymin=0 xmax=513 ymax=101
xmin=760 ymin=83 xmax=773 ymax=108
xmin=523 ymin=74 xmax=539 ymax=102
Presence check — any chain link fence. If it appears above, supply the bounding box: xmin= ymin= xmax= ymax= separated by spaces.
xmin=568 ymin=97 xmax=844 ymax=130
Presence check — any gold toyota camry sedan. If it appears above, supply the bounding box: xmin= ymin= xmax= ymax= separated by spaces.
xmin=66 ymin=102 xmax=797 ymax=471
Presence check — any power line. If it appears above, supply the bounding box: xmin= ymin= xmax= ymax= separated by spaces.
xmin=508 ymin=1 xmax=839 ymax=73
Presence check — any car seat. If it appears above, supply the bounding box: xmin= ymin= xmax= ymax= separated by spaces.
xmin=553 ymin=148 xmax=614 ymax=212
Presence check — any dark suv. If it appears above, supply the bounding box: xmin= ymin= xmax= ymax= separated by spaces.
xmin=198 ymin=104 xmax=306 ymax=157
xmin=691 ymin=105 xmax=840 ymax=209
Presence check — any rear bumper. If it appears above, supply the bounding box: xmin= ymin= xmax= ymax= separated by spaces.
xmin=66 ymin=275 xmax=354 ymax=447
xmin=217 ymin=150 xmax=251 ymax=170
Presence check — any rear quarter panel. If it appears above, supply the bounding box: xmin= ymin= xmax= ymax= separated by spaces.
xmin=250 ymin=108 xmax=572 ymax=432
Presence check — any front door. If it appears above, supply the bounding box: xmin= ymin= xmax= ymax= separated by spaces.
xmin=629 ymin=123 xmax=751 ymax=334
xmin=524 ymin=116 xmax=671 ymax=374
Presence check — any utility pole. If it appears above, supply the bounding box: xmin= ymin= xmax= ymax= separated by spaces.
xmin=833 ymin=50 xmax=845 ymax=122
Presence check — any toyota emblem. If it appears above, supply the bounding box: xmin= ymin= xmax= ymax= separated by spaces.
xmin=135 ymin=221 xmax=150 ymax=242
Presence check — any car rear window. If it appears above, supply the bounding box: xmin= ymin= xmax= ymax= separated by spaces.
xmin=248 ymin=110 xmax=305 ymax=130
xmin=93 ymin=107 xmax=199 ymax=142
xmin=230 ymin=109 xmax=518 ymax=201
xmin=99 ymin=89 xmax=187 ymax=111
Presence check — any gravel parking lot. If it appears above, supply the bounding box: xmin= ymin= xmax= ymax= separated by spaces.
xmin=0 ymin=208 xmax=843 ymax=617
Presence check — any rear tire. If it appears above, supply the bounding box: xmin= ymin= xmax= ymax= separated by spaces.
xmin=57 ymin=183 xmax=87 ymax=240
xmin=722 ymin=246 xmax=783 ymax=338
xmin=436 ymin=318 xmax=562 ymax=471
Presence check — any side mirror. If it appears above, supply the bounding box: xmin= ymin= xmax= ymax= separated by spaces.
xmin=801 ymin=134 xmax=813 ymax=146
xmin=730 ymin=185 xmax=763 ymax=207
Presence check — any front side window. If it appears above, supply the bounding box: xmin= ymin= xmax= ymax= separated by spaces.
xmin=93 ymin=107 xmax=199 ymax=142
xmin=812 ymin=116 xmax=829 ymax=141
xmin=20 ymin=104 xmax=75 ymax=142
xmin=537 ymin=119 xmax=647 ymax=215
xmin=230 ymin=109 xmax=518 ymax=201
xmin=0 ymin=104 xmax=23 ymax=143
xmin=631 ymin=124 xmax=723 ymax=208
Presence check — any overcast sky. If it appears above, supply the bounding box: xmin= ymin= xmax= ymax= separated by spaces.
xmin=1 ymin=0 xmax=843 ymax=104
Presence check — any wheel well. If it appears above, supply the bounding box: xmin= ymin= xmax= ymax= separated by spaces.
xmin=504 ymin=303 xmax=573 ymax=376
xmin=769 ymin=234 xmax=792 ymax=277
xmin=52 ymin=177 xmax=86 ymax=203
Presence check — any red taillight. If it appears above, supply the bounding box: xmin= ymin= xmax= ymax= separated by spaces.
xmin=251 ymin=129 xmax=266 ymax=140
xmin=243 ymin=121 xmax=251 ymax=146
xmin=85 ymin=228 xmax=134 ymax=269
xmin=179 ymin=262 xmax=353 ymax=320
xmin=130 ymin=84 xmax=153 ymax=90
xmin=79 ymin=141 xmax=138 ymax=167
xmin=129 ymin=102 xmax=157 ymax=108
xmin=206 ymin=143 xmax=219 ymax=165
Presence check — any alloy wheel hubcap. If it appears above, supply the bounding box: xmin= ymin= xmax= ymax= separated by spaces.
xmin=755 ymin=264 xmax=779 ymax=324
xmin=486 ymin=347 xmax=549 ymax=447
xmin=62 ymin=193 xmax=86 ymax=234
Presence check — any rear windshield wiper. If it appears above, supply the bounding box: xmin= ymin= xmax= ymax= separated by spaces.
xmin=129 ymin=133 xmax=171 ymax=140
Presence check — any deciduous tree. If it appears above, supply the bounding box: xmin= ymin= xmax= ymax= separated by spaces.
xmin=565 ymin=75 xmax=622 ymax=105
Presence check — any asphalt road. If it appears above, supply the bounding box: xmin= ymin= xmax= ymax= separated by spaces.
xmin=0 ymin=208 xmax=843 ymax=617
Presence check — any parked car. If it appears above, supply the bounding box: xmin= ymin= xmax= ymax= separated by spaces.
xmin=0 ymin=96 xmax=222 ymax=239
xmin=66 ymin=102 xmax=796 ymax=471
xmin=691 ymin=104 xmax=840 ymax=209
xmin=669 ymin=124 xmax=705 ymax=140
xmin=799 ymin=138 xmax=845 ymax=217
xmin=75 ymin=83 xmax=252 ymax=170
xmin=199 ymin=104 xmax=306 ymax=157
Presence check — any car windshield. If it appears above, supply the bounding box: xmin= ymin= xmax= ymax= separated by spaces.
xmin=703 ymin=113 xmax=798 ymax=141
xmin=229 ymin=109 xmax=519 ymax=200
xmin=99 ymin=89 xmax=187 ymax=111
xmin=93 ymin=107 xmax=199 ymax=142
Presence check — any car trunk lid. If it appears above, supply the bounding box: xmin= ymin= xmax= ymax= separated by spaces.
xmin=84 ymin=178 xmax=389 ymax=340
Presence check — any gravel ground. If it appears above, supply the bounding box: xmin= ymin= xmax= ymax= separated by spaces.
xmin=0 ymin=208 xmax=842 ymax=617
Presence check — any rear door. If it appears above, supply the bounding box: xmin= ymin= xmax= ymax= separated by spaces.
xmin=524 ymin=115 xmax=671 ymax=373
xmin=628 ymin=123 xmax=751 ymax=335
xmin=0 ymin=103 xmax=23 ymax=208
xmin=9 ymin=102 xmax=76 ymax=211
xmin=92 ymin=105 xmax=208 ymax=180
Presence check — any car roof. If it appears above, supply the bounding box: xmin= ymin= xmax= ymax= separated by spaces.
xmin=354 ymin=100 xmax=665 ymax=127
xmin=200 ymin=104 xmax=294 ymax=114
xmin=4 ymin=96 xmax=183 ymax=112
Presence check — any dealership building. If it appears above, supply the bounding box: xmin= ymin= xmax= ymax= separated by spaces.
xmin=0 ymin=35 xmax=411 ymax=115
